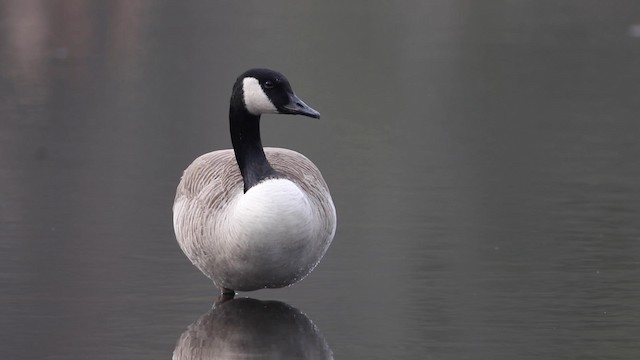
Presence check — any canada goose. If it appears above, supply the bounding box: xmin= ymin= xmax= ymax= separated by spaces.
xmin=173 ymin=68 xmax=336 ymax=295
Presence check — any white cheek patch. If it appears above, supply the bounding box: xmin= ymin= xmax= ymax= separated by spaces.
xmin=242 ymin=77 xmax=278 ymax=115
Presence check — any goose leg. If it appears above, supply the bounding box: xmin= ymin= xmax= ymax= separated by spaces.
xmin=215 ymin=287 xmax=235 ymax=303
xmin=221 ymin=287 xmax=235 ymax=296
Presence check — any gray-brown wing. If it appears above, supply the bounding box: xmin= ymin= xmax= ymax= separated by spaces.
xmin=174 ymin=149 xmax=242 ymax=211
xmin=265 ymin=147 xmax=330 ymax=196
xmin=175 ymin=147 xmax=332 ymax=208
xmin=173 ymin=149 xmax=243 ymax=275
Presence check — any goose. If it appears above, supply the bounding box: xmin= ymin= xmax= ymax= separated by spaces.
xmin=173 ymin=68 xmax=336 ymax=295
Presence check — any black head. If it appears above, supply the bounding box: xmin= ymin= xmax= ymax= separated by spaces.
xmin=233 ymin=68 xmax=320 ymax=119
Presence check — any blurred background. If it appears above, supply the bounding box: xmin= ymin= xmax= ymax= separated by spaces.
xmin=1 ymin=1 xmax=640 ymax=359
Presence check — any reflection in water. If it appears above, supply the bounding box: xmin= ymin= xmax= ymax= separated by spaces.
xmin=173 ymin=297 xmax=333 ymax=360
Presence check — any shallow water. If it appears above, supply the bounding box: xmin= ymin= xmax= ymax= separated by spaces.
xmin=1 ymin=1 xmax=640 ymax=359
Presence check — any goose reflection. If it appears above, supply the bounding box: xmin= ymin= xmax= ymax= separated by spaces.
xmin=173 ymin=297 xmax=333 ymax=359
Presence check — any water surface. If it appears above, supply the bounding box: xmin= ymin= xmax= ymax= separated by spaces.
xmin=1 ymin=1 xmax=639 ymax=359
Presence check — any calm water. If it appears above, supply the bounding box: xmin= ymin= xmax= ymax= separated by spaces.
xmin=1 ymin=1 xmax=640 ymax=359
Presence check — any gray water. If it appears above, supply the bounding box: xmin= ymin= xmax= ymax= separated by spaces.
xmin=2 ymin=1 xmax=640 ymax=359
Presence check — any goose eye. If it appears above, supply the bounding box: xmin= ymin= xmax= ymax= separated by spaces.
xmin=263 ymin=81 xmax=274 ymax=89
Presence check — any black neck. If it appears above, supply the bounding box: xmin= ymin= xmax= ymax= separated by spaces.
xmin=229 ymin=103 xmax=277 ymax=193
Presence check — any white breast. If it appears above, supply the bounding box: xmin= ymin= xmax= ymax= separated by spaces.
xmin=230 ymin=179 xmax=315 ymax=248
